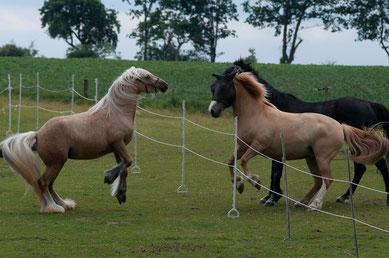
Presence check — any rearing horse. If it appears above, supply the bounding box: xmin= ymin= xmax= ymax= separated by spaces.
xmin=209 ymin=72 xmax=389 ymax=210
xmin=0 ymin=67 xmax=168 ymax=213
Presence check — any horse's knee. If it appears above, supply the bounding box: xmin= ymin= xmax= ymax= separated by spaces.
xmin=38 ymin=177 xmax=49 ymax=191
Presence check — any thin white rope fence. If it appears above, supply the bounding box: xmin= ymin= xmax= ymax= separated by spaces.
xmin=2 ymin=74 xmax=389 ymax=246
xmin=1 ymin=77 xmax=388 ymax=196
xmin=133 ymin=127 xmax=389 ymax=233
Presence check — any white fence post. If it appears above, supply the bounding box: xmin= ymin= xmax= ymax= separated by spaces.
xmin=17 ymin=73 xmax=22 ymax=133
xmin=131 ymin=116 xmax=141 ymax=174
xmin=346 ymin=150 xmax=360 ymax=258
xmin=94 ymin=78 xmax=98 ymax=103
xmin=36 ymin=72 xmax=40 ymax=129
xmin=71 ymin=74 xmax=75 ymax=113
xmin=227 ymin=116 xmax=240 ymax=218
xmin=280 ymin=132 xmax=292 ymax=245
xmin=6 ymin=74 xmax=12 ymax=136
xmin=177 ymin=100 xmax=188 ymax=194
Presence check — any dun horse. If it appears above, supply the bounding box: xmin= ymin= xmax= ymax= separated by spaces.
xmin=0 ymin=67 xmax=168 ymax=213
xmin=215 ymin=60 xmax=389 ymax=206
xmin=209 ymin=72 xmax=389 ymax=210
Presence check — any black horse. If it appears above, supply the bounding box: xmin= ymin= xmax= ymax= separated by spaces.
xmin=210 ymin=59 xmax=389 ymax=206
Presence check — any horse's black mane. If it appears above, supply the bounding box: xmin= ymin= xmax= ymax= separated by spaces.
xmin=231 ymin=59 xmax=296 ymax=106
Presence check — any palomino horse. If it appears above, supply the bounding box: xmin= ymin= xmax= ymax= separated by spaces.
xmin=0 ymin=67 xmax=168 ymax=213
xmin=209 ymin=72 xmax=389 ymax=210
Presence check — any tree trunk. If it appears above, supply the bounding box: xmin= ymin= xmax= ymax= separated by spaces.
xmin=280 ymin=1 xmax=290 ymax=64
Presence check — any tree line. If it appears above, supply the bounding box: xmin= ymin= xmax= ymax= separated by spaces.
xmin=2 ymin=0 xmax=388 ymax=63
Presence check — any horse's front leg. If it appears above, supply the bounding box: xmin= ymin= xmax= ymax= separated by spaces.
xmin=104 ymin=152 xmax=123 ymax=184
xmin=240 ymin=146 xmax=261 ymax=191
xmin=227 ymin=145 xmax=247 ymax=194
xmin=106 ymin=142 xmax=132 ymax=204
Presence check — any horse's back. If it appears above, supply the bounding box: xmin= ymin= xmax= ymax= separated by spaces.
xmin=332 ymin=97 xmax=379 ymax=127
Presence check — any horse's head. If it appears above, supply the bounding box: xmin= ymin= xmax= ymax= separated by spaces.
xmin=122 ymin=67 xmax=168 ymax=94
xmin=208 ymin=65 xmax=241 ymax=118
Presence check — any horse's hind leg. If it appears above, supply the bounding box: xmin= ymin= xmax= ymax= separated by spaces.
xmin=38 ymin=163 xmax=66 ymax=213
xmin=295 ymin=157 xmax=322 ymax=208
xmin=375 ymin=159 xmax=389 ymax=206
xmin=260 ymin=161 xmax=283 ymax=206
xmin=308 ymin=159 xmax=333 ymax=210
xmin=336 ymin=162 xmax=365 ymax=204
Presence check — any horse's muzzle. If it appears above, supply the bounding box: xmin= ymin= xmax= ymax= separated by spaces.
xmin=209 ymin=101 xmax=224 ymax=118
xmin=157 ymin=79 xmax=168 ymax=93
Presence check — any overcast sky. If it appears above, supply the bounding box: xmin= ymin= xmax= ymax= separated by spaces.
xmin=1 ymin=0 xmax=388 ymax=66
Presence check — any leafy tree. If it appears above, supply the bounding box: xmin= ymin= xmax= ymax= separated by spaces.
xmin=163 ymin=0 xmax=238 ymax=62
xmin=40 ymin=0 xmax=120 ymax=57
xmin=322 ymin=0 xmax=389 ymax=59
xmin=123 ymin=0 xmax=159 ymax=60
xmin=0 ymin=42 xmax=38 ymax=57
xmin=244 ymin=48 xmax=258 ymax=63
xmin=243 ymin=0 xmax=336 ymax=64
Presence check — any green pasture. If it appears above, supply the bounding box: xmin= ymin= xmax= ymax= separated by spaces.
xmin=0 ymin=57 xmax=388 ymax=112
xmin=1 ymin=97 xmax=389 ymax=257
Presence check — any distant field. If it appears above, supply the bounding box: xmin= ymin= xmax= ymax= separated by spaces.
xmin=1 ymin=97 xmax=389 ymax=257
xmin=0 ymin=57 xmax=388 ymax=111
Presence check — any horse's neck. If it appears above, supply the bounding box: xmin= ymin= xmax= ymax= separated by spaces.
xmin=269 ymin=87 xmax=323 ymax=113
xmin=233 ymin=86 xmax=266 ymax=120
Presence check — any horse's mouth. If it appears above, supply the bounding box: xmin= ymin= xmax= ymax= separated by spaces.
xmin=208 ymin=101 xmax=224 ymax=118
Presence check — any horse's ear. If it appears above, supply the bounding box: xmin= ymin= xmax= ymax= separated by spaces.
xmin=212 ymin=73 xmax=222 ymax=79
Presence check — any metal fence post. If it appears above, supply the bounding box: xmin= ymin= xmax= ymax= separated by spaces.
xmin=71 ymin=74 xmax=75 ymax=113
xmin=36 ymin=72 xmax=40 ymax=129
xmin=131 ymin=116 xmax=141 ymax=174
xmin=281 ymin=132 xmax=292 ymax=245
xmin=227 ymin=116 xmax=240 ymax=218
xmin=346 ymin=150 xmax=360 ymax=258
xmin=177 ymin=100 xmax=188 ymax=194
xmin=6 ymin=74 xmax=12 ymax=136
xmin=17 ymin=73 xmax=22 ymax=133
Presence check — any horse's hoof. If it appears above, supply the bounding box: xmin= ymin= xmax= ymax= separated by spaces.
xmin=116 ymin=193 xmax=126 ymax=204
xmin=237 ymin=182 xmax=245 ymax=194
xmin=264 ymin=198 xmax=276 ymax=207
xmin=294 ymin=201 xmax=307 ymax=208
xmin=63 ymin=199 xmax=76 ymax=210
xmin=250 ymin=175 xmax=261 ymax=190
xmin=272 ymin=192 xmax=282 ymax=202
xmin=336 ymin=195 xmax=347 ymax=203
xmin=260 ymin=195 xmax=271 ymax=204
xmin=41 ymin=203 xmax=66 ymax=213
xmin=104 ymin=173 xmax=114 ymax=184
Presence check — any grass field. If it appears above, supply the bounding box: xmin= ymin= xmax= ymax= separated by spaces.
xmin=0 ymin=57 xmax=388 ymax=112
xmin=1 ymin=96 xmax=389 ymax=257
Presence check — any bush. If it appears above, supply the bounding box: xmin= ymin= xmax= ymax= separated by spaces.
xmin=66 ymin=46 xmax=99 ymax=58
xmin=0 ymin=43 xmax=38 ymax=57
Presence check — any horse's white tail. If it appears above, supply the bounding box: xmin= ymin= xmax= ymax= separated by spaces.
xmin=1 ymin=132 xmax=41 ymax=190
xmin=342 ymin=124 xmax=389 ymax=165
xmin=111 ymin=175 xmax=121 ymax=197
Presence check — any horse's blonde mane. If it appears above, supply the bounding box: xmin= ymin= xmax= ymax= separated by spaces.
xmin=234 ymin=72 xmax=276 ymax=108
xmin=88 ymin=67 xmax=149 ymax=116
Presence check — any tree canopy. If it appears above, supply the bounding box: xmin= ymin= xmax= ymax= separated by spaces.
xmin=322 ymin=0 xmax=389 ymax=59
xmin=243 ymin=0 xmax=336 ymax=64
xmin=40 ymin=0 xmax=120 ymax=57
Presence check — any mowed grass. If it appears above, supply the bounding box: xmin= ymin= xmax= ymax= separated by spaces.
xmin=0 ymin=57 xmax=388 ymax=112
xmin=1 ymin=97 xmax=389 ymax=257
